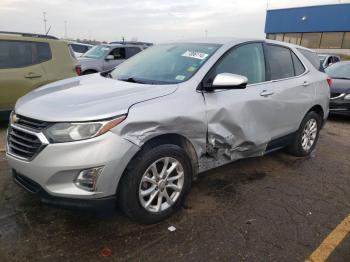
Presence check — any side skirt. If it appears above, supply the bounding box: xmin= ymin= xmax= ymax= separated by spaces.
xmin=264 ymin=132 xmax=296 ymax=155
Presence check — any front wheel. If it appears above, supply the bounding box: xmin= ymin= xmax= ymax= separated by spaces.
xmin=118 ymin=144 xmax=192 ymax=224
xmin=287 ymin=111 xmax=321 ymax=157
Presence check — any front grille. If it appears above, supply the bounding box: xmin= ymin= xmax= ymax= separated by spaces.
xmin=7 ymin=126 xmax=44 ymax=160
xmin=15 ymin=114 xmax=50 ymax=131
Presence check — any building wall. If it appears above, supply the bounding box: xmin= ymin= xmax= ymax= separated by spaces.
xmin=265 ymin=4 xmax=350 ymax=54
xmin=265 ymin=4 xmax=350 ymax=33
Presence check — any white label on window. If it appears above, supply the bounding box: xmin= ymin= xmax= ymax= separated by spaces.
xmin=175 ymin=75 xmax=186 ymax=81
xmin=182 ymin=51 xmax=209 ymax=60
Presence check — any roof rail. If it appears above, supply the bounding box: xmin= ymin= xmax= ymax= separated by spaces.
xmin=0 ymin=31 xmax=58 ymax=40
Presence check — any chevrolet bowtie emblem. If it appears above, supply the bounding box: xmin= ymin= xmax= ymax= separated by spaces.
xmin=11 ymin=113 xmax=18 ymax=124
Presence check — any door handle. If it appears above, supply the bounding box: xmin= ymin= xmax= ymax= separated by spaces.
xmin=260 ymin=90 xmax=274 ymax=97
xmin=25 ymin=72 xmax=42 ymax=79
xmin=302 ymin=81 xmax=309 ymax=87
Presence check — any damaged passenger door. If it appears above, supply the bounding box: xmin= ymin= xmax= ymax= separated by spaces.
xmin=201 ymin=42 xmax=278 ymax=163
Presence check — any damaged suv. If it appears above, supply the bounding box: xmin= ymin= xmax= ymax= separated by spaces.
xmin=7 ymin=38 xmax=329 ymax=224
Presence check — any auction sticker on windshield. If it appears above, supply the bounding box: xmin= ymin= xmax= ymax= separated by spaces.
xmin=182 ymin=51 xmax=209 ymax=60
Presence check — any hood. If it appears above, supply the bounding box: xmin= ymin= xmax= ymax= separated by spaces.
xmin=330 ymin=78 xmax=350 ymax=94
xmin=15 ymin=74 xmax=178 ymax=122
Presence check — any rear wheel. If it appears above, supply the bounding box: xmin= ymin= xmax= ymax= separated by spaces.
xmin=287 ymin=111 xmax=321 ymax=157
xmin=118 ymin=144 xmax=192 ymax=224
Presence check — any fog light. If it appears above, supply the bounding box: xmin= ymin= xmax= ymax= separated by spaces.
xmin=75 ymin=167 xmax=103 ymax=192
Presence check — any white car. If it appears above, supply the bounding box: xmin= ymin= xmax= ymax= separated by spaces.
xmin=70 ymin=42 xmax=93 ymax=57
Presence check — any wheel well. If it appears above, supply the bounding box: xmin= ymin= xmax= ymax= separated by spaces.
xmin=140 ymin=134 xmax=199 ymax=179
xmin=82 ymin=69 xmax=98 ymax=75
xmin=307 ymin=105 xmax=324 ymax=126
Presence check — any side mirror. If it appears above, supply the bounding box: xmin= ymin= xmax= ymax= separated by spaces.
xmin=105 ymin=55 xmax=114 ymax=61
xmin=211 ymin=73 xmax=248 ymax=90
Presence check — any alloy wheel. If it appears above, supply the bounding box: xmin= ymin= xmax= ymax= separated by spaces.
xmin=139 ymin=157 xmax=184 ymax=213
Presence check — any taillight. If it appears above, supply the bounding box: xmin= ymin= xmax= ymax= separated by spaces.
xmin=75 ymin=65 xmax=82 ymax=76
xmin=327 ymin=77 xmax=332 ymax=87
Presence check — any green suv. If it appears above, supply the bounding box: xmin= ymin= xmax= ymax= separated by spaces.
xmin=0 ymin=32 xmax=80 ymax=120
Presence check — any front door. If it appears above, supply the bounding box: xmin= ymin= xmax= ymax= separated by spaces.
xmin=103 ymin=47 xmax=126 ymax=71
xmin=202 ymin=42 xmax=281 ymax=161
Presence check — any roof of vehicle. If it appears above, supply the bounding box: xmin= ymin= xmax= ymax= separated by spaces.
xmin=169 ymin=37 xmax=315 ymax=51
xmin=0 ymin=31 xmax=58 ymax=40
xmin=0 ymin=31 xmax=68 ymax=44
xmin=334 ymin=61 xmax=350 ymax=64
xmin=97 ymin=43 xmax=145 ymax=48
xmin=70 ymin=41 xmax=94 ymax=47
xmin=110 ymin=41 xmax=153 ymax=46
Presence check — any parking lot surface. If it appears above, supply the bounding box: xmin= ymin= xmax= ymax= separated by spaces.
xmin=0 ymin=116 xmax=349 ymax=262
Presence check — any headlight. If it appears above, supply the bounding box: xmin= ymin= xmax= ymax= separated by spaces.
xmin=344 ymin=94 xmax=350 ymax=100
xmin=44 ymin=115 xmax=126 ymax=143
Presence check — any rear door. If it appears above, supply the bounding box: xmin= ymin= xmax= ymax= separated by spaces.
xmin=102 ymin=47 xmax=126 ymax=70
xmin=0 ymin=40 xmax=48 ymax=110
xmin=202 ymin=42 xmax=282 ymax=159
xmin=263 ymin=43 xmax=314 ymax=137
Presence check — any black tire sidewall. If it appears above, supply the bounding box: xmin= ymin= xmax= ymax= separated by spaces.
xmin=118 ymin=144 xmax=192 ymax=224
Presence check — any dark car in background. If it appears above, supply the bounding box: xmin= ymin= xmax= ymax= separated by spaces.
xmin=325 ymin=61 xmax=350 ymax=116
xmin=318 ymin=54 xmax=341 ymax=71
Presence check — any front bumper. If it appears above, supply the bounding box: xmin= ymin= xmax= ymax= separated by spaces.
xmin=329 ymin=98 xmax=350 ymax=115
xmin=6 ymin=130 xmax=139 ymax=206
xmin=13 ymin=170 xmax=116 ymax=211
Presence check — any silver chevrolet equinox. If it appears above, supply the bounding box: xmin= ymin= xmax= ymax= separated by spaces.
xmin=6 ymin=38 xmax=330 ymax=224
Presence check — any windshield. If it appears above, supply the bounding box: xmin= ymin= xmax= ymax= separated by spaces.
xmin=82 ymin=45 xmax=110 ymax=59
xmin=325 ymin=63 xmax=350 ymax=79
xmin=110 ymin=43 xmax=221 ymax=84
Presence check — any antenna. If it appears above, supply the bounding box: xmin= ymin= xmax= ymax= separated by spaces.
xmin=46 ymin=25 xmax=51 ymax=36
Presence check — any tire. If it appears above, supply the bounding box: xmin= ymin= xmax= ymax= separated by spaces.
xmin=118 ymin=144 xmax=192 ymax=224
xmin=287 ymin=111 xmax=322 ymax=157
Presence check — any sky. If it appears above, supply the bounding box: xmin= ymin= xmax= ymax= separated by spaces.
xmin=0 ymin=0 xmax=349 ymax=43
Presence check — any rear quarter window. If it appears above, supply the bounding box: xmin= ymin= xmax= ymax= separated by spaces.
xmin=297 ymin=48 xmax=321 ymax=71
xmin=35 ymin=42 xmax=52 ymax=63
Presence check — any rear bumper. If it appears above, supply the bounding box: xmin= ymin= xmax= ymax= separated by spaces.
xmin=13 ymin=170 xmax=116 ymax=211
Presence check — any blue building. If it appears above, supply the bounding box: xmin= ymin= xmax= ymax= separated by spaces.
xmin=265 ymin=4 xmax=350 ymax=53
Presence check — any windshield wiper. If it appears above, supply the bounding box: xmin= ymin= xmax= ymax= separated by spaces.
xmin=118 ymin=77 xmax=146 ymax=84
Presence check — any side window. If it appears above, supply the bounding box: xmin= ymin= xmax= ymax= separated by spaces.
xmin=210 ymin=43 xmax=266 ymax=84
xmin=0 ymin=40 xmax=33 ymax=69
xmin=72 ymin=44 xmax=89 ymax=54
xmin=297 ymin=48 xmax=321 ymax=71
xmin=127 ymin=47 xmax=141 ymax=58
xmin=291 ymin=52 xmax=305 ymax=76
xmin=109 ymin=48 xmax=126 ymax=60
xmin=265 ymin=44 xmax=294 ymax=80
xmin=35 ymin=42 xmax=51 ymax=63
